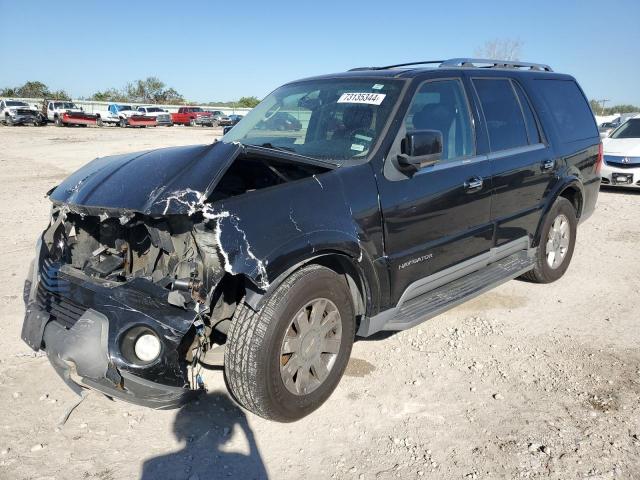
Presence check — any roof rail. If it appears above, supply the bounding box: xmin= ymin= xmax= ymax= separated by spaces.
xmin=348 ymin=58 xmax=553 ymax=72
xmin=439 ymin=58 xmax=553 ymax=72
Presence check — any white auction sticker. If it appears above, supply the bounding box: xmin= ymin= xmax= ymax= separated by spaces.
xmin=337 ymin=92 xmax=386 ymax=105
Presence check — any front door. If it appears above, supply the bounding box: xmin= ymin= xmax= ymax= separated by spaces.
xmin=376 ymin=78 xmax=494 ymax=305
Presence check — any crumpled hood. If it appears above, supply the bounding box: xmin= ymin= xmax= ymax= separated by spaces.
xmin=602 ymin=138 xmax=640 ymax=157
xmin=49 ymin=141 xmax=241 ymax=215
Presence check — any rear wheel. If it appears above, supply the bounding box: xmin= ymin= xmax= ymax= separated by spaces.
xmin=522 ymin=196 xmax=577 ymax=283
xmin=224 ymin=264 xmax=355 ymax=422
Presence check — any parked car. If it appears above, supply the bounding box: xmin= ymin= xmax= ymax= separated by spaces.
xmin=171 ymin=107 xmax=215 ymax=126
xmin=21 ymin=58 xmax=601 ymax=422
xmin=205 ymin=110 xmax=232 ymax=126
xmin=94 ymin=104 xmax=155 ymax=127
xmin=136 ymin=106 xmax=173 ymax=126
xmin=0 ymin=100 xmax=40 ymax=126
xmin=45 ymin=100 xmax=97 ymax=127
xmin=601 ymin=117 xmax=640 ymax=188
xmin=599 ymin=118 xmax=621 ymax=138
xmin=228 ymin=114 xmax=244 ymax=125
xmin=256 ymin=111 xmax=302 ymax=131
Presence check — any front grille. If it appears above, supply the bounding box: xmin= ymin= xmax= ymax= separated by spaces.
xmin=158 ymin=114 xmax=170 ymax=122
xmin=606 ymin=160 xmax=639 ymax=169
xmin=37 ymin=259 xmax=86 ymax=329
xmin=16 ymin=109 xmax=34 ymax=116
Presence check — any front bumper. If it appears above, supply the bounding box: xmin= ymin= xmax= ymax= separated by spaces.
xmin=601 ymin=162 xmax=640 ymax=189
xmin=8 ymin=114 xmax=38 ymax=125
xmin=21 ymin=241 xmax=198 ymax=409
xmin=194 ymin=116 xmax=215 ymax=126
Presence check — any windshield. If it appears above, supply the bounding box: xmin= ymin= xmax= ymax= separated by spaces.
xmin=610 ymin=119 xmax=640 ymax=139
xmin=117 ymin=105 xmax=133 ymax=111
xmin=146 ymin=107 xmax=163 ymax=112
xmin=222 ymin=78 xmax=403 ymax=161
xmin=55 ymin=102 xmax=78 ymax=109
xmin=6 ymin=101 xmax=28 ymax=107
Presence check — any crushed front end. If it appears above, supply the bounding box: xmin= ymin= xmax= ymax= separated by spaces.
xmin=22 ymin=207 xmax=224 ymax=409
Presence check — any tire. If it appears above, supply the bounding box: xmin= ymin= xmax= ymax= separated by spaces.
xmin=7 ymin=115 xmax=15 ymax=126
xmin=522 ymin=197 xmax=577 ymax=283
xmin=96 ymin=117 xmax=103 ymax=127
xmin=55 ymin=116 xmax=63 ymax=127
xmin=224 ymin=264 xmax=355 ymax=422
xmin=119 ymin=118 xmax=127 ymax=128
xmin=189 ymin=118 xmax=197 ymax=127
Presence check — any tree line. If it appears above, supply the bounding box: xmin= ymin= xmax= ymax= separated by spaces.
xmin=589 ymin=99 xmax=640 ymax=116
xmin=0 ymin=78 xmax=261 ymax=108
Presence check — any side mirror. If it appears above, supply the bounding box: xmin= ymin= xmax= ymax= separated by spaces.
xmin=398 ymin=130 xmax=443 ymax=168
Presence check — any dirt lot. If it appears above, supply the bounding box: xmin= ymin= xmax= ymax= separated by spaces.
xmin=0 ymin=125 xmax=639 ymax=480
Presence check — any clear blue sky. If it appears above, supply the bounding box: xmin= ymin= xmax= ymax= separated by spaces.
xmin=1 ymin=0 xmax=638 ymax=105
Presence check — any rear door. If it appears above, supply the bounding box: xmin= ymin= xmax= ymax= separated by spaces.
xmin=471 ymin=76 xmax=554 ymax=246
xmin=377 ymin=77 xmax=493 ymax=304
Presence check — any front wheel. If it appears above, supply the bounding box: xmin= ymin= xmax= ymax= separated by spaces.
xmin=224 ymin=264 xmax=355 ymax=422
xmin=54 ymin=116 xmax=63 ymax=127
xmin=119 ymin=117 xmax=127 ymax=128
xmin=522 ymin=196 xmax=577 ymax=283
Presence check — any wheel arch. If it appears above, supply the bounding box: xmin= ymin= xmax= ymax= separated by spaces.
xmin=215 ymin=251 xmax=371 ymax=335
xmin=533 ymin=179 xmax=584 ymax=247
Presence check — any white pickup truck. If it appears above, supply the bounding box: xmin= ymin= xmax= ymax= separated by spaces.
xmin=46 ymin=101 xmax=97 ymax=126
xmin=136 ymin=106 xmax=173 ymax=126
xmin=1 ymin=100 xmax=40 ymax=126
xmin=94 ymin=104 xmax=155 ymax=127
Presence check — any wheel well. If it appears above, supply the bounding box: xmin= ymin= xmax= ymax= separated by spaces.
xmin=209 ymin=254 xmax=367 ymax=335
xmin=559 ymin=186 xmax=583 ymax=218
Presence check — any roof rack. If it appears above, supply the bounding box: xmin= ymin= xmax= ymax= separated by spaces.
xmin=348 ymin=58 xmax=553 ymax=72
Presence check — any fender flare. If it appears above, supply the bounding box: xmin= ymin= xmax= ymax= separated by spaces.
xmin=533 ymin=177 xmax=584 ymax=247
xmin=242 ymin=249 xmax=376 ymax=326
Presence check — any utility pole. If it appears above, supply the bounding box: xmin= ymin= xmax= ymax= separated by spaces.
xmin=596 ymin=99 xmax=610 ymax=115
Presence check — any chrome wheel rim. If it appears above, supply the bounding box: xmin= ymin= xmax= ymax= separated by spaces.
xmin=546 ymin=213 xmax=570 ymax=269
xmin=280 ymin=298 xmax=342 ymax=396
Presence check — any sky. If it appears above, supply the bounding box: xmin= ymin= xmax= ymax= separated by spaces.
xmin=1 ymin=0 xmax=639 ymax=105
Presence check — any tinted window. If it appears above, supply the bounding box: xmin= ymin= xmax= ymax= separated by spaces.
xmin=403 ymin=79 xmax=474 ymax=161
xmin=535 ymin=79 xmax=598 ymax=142
xmin=513 ymin=82 xmax=541 ymax=144
xmin=610 ymin=118 xmax=640 ymax=139
xmin=474 ymin=79 xmax=528 ymax=151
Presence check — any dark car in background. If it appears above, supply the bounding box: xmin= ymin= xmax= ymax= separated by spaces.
xmin=22 ymin=58 xmax=600 ymax=423
xmin=228 ymin=114 xmax=244 ymax=125
xmin=257 ymin=111 xmax=302 ymax=131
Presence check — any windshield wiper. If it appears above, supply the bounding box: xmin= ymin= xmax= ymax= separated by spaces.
xmin=258 ymin=142 xmax=296 ymax=153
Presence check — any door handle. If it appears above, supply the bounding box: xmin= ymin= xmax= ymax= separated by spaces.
xmin=464 ymin=176 xmax=484 ymax=192
xmin=541 ymin=159 xmax=555 ymax=171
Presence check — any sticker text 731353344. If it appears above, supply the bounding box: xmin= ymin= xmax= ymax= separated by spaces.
xmin=337 ymin=93 xmax=386 ymax=105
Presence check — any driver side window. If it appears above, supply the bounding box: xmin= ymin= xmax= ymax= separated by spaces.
xmin=404 ymin=79 xmax=474 ymax=162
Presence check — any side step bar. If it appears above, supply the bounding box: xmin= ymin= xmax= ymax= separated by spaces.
xmin=358 ymin=249 xmax=535 ymax=336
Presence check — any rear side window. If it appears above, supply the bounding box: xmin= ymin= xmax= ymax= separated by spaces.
xmin=473 ymin=79 xmax=529 ymax=151
xmin=512 ymin=82 xmax=541 ymax=144
xmin=535 ymin=79 xmax=598 ymax=142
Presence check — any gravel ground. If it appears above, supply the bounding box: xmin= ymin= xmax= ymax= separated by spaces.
xmin=0 ymin=125 xmax=638 ymax=480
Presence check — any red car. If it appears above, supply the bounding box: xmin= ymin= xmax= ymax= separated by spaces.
xmin=171 ymin=107 xmax=215 ymax=126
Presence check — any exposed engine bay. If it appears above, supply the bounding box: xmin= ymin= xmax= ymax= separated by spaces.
xmin=33 ymin=150 xmax=331 ymax=397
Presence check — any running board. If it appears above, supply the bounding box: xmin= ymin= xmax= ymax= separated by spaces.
xmin=357 ymin=249 xmax=535 ymax=336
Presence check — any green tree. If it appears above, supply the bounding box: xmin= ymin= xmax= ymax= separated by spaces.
xmin=236 ymin=96 xmax=260 ymax=108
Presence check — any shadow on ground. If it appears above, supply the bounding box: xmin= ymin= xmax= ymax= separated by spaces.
xmin=140 ymin=391 xmax=268 ymax=480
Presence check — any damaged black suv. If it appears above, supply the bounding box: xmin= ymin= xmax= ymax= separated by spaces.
xmin=22 ymin=58 xmax=601 ymax=422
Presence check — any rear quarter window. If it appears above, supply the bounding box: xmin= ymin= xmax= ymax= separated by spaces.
xmin=535 ymin=79 xmax=598 ymax=142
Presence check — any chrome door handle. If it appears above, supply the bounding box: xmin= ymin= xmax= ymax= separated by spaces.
xmin=542 ymin=159 xmax=555 ymax=171
xmin=464 ymin=176 xmax=484 ymax=192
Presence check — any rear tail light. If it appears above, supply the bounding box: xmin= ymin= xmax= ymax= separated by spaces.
xmin=596 ymin=142 xmax=603 ymax=175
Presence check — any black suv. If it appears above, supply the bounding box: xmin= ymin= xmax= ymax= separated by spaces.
xmin=22 ymin=58 xmax=601 ymax=422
